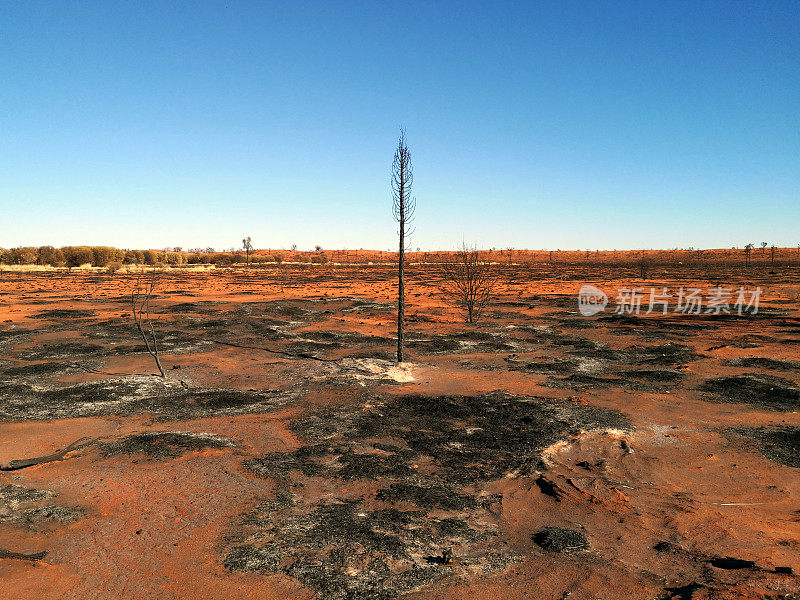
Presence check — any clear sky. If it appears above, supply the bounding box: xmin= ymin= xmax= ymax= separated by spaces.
xmin=2 ymin=1 xmax=798 ymax=251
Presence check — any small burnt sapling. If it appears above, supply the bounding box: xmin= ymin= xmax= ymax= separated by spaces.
xmin=131 ymin=269 xmax=166 ymax=377
xmin=438 ymin=244 xmax=501 ymax=324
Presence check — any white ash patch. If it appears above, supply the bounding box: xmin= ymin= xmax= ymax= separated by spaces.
xmin=574 ymin=357 xmax=607 ymax=374
xmin=322 ymin=358 xmax=416 ymax=386
xmin=539 ymin=427 xmax=630 ymax=463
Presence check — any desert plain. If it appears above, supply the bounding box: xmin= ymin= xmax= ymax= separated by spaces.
xmin=1 ymin=256 xmax=800 ymax=600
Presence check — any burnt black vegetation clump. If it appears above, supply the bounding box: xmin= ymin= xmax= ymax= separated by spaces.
xmin=731 ymin=426 xmax=800 ymax=468
xmin=511 ymin=358 xmax=577 ymax=375
xmin=29 ymin=309 xmax=95 ymax=320
xmin=558 ymin=340 xmax=699 ymax=367
xmin=700 ymin=375 xmax=800 ymax=411
xmin=17 ymin=341 xmax=108 ymax=361
xmin=2 ymin=361 xmax=76 ymax=377
xmin=0 ymin=378 xmax=293 ymax=421
xmin=406 ymin=336 xmax=462 ymax=353
xmin=542 ymin=373 xmax=623 ymax=390
xmin=226 ymin=499 xmax=447 ymax=600
xmin=723 ymin=357 xmax=800 ymax=372
xmin=284 ymin=391 xmax=630 ymax=484
xmin=0 ymin=484 xmax=52 ymax=507
xmin=532 ymin=527 xmax=589 ymax=553
xmin=100 ymin=431 xmax=236 ymax=459
xmin=0 ymin=328 xmax=27 ymax=346
xmin=375 ymin=482 xmax=478 ymax=511
xmin=624 ymin=343 xmax=700 ymax=366
xmin=406 ymin=333 xmax=515 ymax=354
xmin=623 ymin=368 xmax=684 ymax=383
xmin=229 ymin=392 xmax=628 ymax=599
xmin=0 ymin=484 xmax=84 ymax=527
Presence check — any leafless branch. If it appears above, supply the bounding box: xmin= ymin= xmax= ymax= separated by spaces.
xmin=438 ymin=244 xmax=501 ymax=324
xmin=0 ymin=437 xmax=95 ymax=471
xmin=0 ymin=548 xmax=48 ymax=562
xmin=131 ymin=269 xmax=166 ymax=377
xmin=392 ymin=128 xmax=416 ymax=241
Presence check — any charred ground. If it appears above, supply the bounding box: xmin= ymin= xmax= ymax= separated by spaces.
xmin=0 ymin=263 xmax=799 ymax=599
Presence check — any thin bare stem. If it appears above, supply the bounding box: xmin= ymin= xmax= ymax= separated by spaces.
xmin=131 ymin=269 xmax=165 ymax=377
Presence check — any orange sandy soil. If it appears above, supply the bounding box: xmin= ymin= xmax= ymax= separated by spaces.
xmin=1 ymin=262 xmax=799 ymax=600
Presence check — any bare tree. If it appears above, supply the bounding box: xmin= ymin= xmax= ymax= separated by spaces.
xmin=439 ymin=244 xmax=500 ymax=324
xmin=131 ymin=270 xmax=165 ymax=377
xmin=637 ymin=257 xmax=650 ymax=279
xmin=744 ymin=243 xmax=754 ymax=266
xmin=637 ymin=249 xmax=649 ymax=279
xmin=761 ymin=241 xmax=768 ymax=255
xmin=392 ymin=128 xmax=416 ymax=362
xmin=242 ymin=236 xmax=253 ymax=266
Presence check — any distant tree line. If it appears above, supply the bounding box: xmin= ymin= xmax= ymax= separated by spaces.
xmin=0 ymin=246 xmax=331 ymax=268
xmin=2 ymin=245 xmax=795 ymax=269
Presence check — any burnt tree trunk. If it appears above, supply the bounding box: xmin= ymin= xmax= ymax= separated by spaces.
xmin=398 ymin=182 xmax=405 ymax=362
xmin=392 ymin=129 xmax=415 ymax=363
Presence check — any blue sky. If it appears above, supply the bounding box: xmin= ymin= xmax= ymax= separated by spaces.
xmin=2 ymin=1 xmax=798 ymax=251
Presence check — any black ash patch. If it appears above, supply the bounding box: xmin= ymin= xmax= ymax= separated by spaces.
xmin=230 ymin=392 xmax=628 ymax=598
xmin=0 ymin=377 xmax=293 ymax=421
xmin=0 ymin=484 xmax=85 ymax=527
xmin=532 ymin=527 xmax=589 ymax=553
xmin=723 ymin=357 xmax=800 ymax=372
xmin=730 ymin=426 xmax=800 ymax=467
xmin=29 ymin=309 xmax=95 ymax=320
xmin=100 ymin=431 xmax=236 ymax=459
xmin=700 ymin=375 xmax=800 ymax=411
